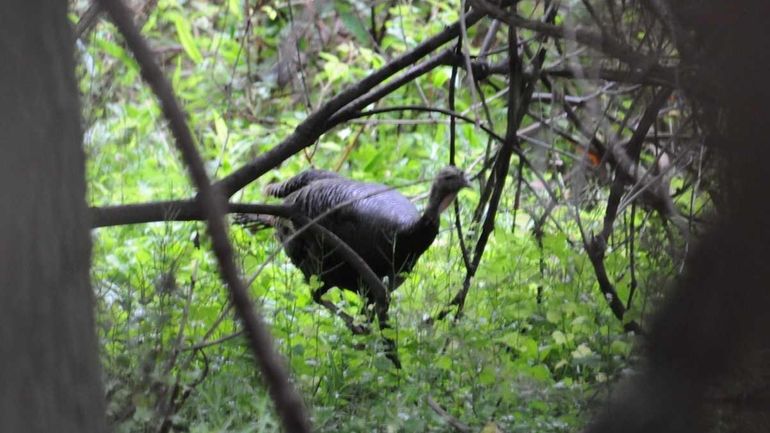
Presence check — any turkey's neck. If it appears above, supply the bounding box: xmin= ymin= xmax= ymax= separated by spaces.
xmin=422 ymin=187 xmax=456 ymax=225
xmin=395 ymin=188 xmax=451 ymax=266
xmin=399 ymin=188 xmax=446 ymax=241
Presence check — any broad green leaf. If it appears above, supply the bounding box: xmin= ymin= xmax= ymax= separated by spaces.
xmin=552 ymin=330 xmax=567 ymax=345
xmin=526 ymin=364 xmax=551 ymax=382
xmin=336 ymin=3 xmax=371 ymax=45
xmin=261 ymin=5 xmax=278 ymax=20
xmin=95 ymin=38 xmax=139 ymax=73
xmin=479 ymin=366 xmax=496 ymax=385
xmin=213 ymin=112 xmax=228 ymax=146
xmin=170 ymin=13 xmax=203 ymax=64
xmin=431 ymin=68 xmax=451 ymax=88
xmin=571 ymin=344 xmax=595 ymax=361
xmin=435 ymin=355 xmax=453 ymax=370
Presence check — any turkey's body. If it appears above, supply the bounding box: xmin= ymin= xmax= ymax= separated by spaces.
xmin=261 ymin=167 xmax=468 ymax=367
xmin=272 ymin=170 xmax=438 ymax=304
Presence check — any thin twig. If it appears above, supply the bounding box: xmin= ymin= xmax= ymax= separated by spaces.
xmin=445 ymin=6 xmax=524 ymax=321
xmin=447 ymin=39 xmax=473 ymax=272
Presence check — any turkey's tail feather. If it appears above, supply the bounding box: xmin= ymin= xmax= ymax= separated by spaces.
xmin=233 ymin=213 xmax=277 ymax=232
xmin=263 ymin=169 xmax=341 ymax=198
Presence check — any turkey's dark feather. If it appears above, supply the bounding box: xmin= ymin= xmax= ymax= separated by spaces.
xmin=264 ymin=169 xmax=342 ymax=198
xmin=273 ymin=172 xmax=438 ymax=302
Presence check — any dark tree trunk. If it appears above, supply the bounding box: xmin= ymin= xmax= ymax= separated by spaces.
xmin=0 ymin=1 xmax=107 ymax=432
xmin=585 ymin=1 xmax=770 ymax=432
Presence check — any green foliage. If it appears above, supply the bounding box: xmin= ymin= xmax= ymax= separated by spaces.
xmin=74 ymin=0 xmax=698 ymax=432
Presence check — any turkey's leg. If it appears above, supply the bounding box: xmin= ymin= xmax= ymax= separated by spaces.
xmin=362 ymin=278 xmax=403 ymax=368
xmin=372 ymin=299 xmax=402 ymax=369
xmin=311 ymin=285 xmax=370 ymax=335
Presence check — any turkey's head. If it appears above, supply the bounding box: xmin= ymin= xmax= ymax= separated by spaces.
xmin=427 ymin=165 xmax=471 ymax=217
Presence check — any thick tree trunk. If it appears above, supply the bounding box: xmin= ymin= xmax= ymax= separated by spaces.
xmin=0 ymin=1 xmax=107 ymax=432
xmin=585 ymin=1 xmax=770 ymax=432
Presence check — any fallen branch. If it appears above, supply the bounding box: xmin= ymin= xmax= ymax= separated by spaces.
xmin=426 ymin=395 xmax=472 ymax=433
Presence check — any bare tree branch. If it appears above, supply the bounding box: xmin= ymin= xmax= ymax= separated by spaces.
xmin=472 ymin=0 xmax=673 ymax=80
xmin=581 ymin=89 xmax=671 ymax=334
xmin=213 ymin=9 xmax=486 ymax=198
xmin=326 ymin=48 xmax=455 ymax=128
xmin=90 ymin=200 xmax=291 ymax=228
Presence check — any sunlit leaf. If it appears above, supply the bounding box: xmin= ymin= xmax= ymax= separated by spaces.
xmin=170 ymin=13 xmax=203 ymax=64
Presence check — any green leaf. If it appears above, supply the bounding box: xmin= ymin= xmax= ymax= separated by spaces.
xmin=363 ymin=151 xmax=383 ymax=172
xmin=479 ymin=366 xmax=496 ymax=385
xmin=431 ymin=68 xmax=451 ymax=88
xmin=552 ymin=330 xmax=567 ymax=345
xmin=380 ymin=327 xmax=397 ymax=340
xmin=170 ymin=13 xmax=203 ymax=64
xmin=528 ymin=399 xmax=548 ymax=413
xmin=526 ymin=364 xmax=552 ymax=382
xmin=336 ymin=3 xmax=371 ymax=45
xmin=213 ymin=112 xmax=228 ymax=146
xmin=610 ymin=340 xmax=630 ymax=355
xmin=435 ymin=355 xmax=453 ymax=370
xmin=95 ymin=38 xmax=139 ymax=73
xmin=227 ymin=0 xmax=241 ymax=16
xmin=261 ymin=5 xmax=278 ymax=20
xmin=319 ymin=52 xmax=350 ymax=82
xmin=572 ymin=344 xmax=593 ymax=358
xmin=546 ymin=309 xmax=561 ymax=323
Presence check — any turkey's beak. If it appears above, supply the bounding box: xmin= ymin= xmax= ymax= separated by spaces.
xmin=462 ymin=173 xmax=472 ymax=189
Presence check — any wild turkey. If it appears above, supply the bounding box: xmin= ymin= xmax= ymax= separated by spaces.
xmin=259 ymin=166 xmax=470 ymax=365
